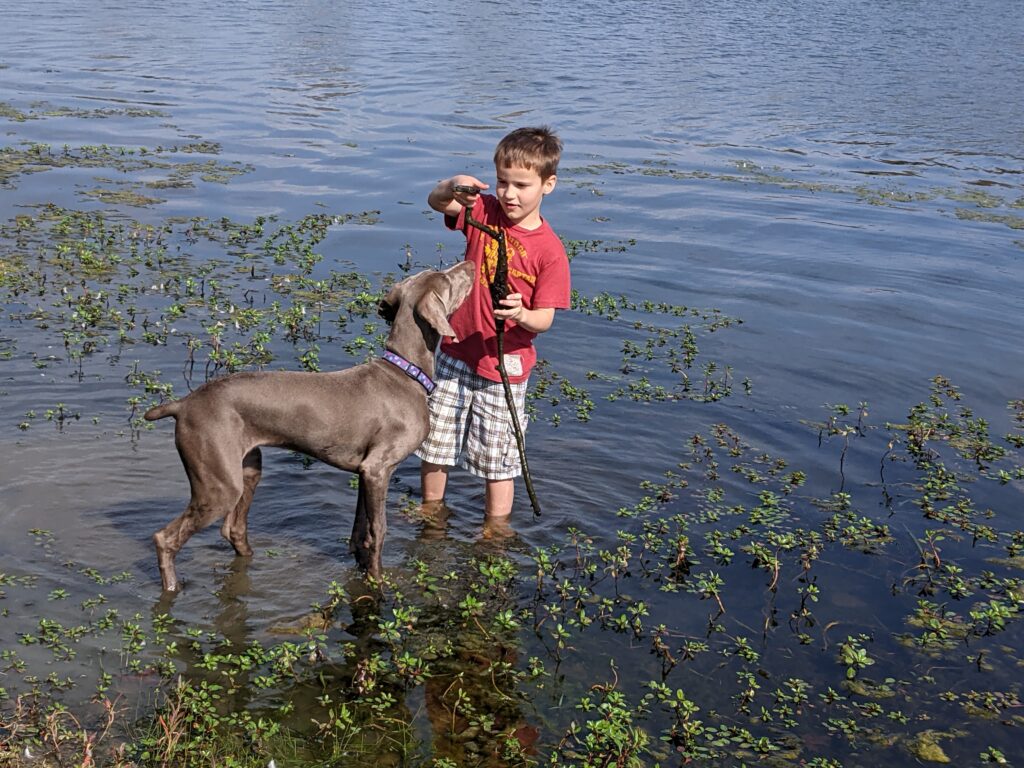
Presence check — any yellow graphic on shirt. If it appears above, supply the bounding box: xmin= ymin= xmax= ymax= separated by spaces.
xmin=479 ymin=230 xmax=536 ymax=289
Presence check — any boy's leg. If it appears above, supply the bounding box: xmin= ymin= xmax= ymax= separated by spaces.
xmin=421 ymin=462 xmax=450 ymax=502
xmin=485 ymin=478 xmax=514 ymax=518
xmin=415 ymin=351 xmax=472 ymax=503
xmin=466 ymin=375 xmax=529 ymax=517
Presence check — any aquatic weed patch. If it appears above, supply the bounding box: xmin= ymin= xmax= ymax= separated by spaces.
xmin=0 ymin=141 xmax=252 ymax=190
xmin=0 ymin=205 xmax=389 ymax=433
xmin=2 ymin=192 xmax=1022 ymax=764
xmin=2 ymin=381 xmax=1023 ymax=766
xmin=0 ymin=100 xmax=167 ymax=123
xmin=576 ymin=291 xmax=743 ymax=404
xmin=527 ymin=285 xmax=746 ymax=426
xmin=562 ymin=158 xmax=1024 ymax=232
xmin=954 ymin=207 xmax=1024 ymax=231
xmin=0 ymin=205 xmax=739 ymax=437
xmin=2 ymin=118 xmax=1023 ymax=767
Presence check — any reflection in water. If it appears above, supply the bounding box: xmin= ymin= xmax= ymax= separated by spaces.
xmin=414 ymin=499 xmax=453 ymax=541
xmin=211 ymin=558 xmax=255 ymax=650
xmin=149 ymin=557 xmax=261 ymax=716
xmin=141 ymin=504 xmax=535 ymax=763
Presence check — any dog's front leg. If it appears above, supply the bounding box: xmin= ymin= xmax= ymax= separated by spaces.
xmin=349 ymin=474 xmax=368 ymax=562
xmin=352 ymin=465 xmax=389 ymax=579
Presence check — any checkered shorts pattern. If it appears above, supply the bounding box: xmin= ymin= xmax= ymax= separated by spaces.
xmin=415 ymin=351 xmax=529 ymax=480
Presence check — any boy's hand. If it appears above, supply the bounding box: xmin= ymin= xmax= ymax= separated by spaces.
xmin=494 ymin=295 xmax=555 ymax=334
xmin=428 ymin=175 xmax=489 ymax=217
xmin=494 ymin=293 xmax=525 ymax=323
xmin=450 ymin=176 xmax=488 ymax=208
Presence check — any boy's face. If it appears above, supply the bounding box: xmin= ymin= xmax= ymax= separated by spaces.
xmin=494 ymin=164 xmax=557 ymax=229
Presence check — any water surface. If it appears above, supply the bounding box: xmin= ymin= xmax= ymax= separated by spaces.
xmin=1 ymin=0 xmax=1023 ymax=763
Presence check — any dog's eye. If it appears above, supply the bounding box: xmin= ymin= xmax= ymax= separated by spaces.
xmin=378 ymin=300 xmax=396 ymax=323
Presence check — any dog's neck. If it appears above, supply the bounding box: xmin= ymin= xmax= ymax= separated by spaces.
xmin=383 ymin=310 xmax=439 ymax=381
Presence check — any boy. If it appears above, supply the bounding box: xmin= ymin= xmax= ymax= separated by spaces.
xmin=416 ymin=126 xmax=570 ymax=520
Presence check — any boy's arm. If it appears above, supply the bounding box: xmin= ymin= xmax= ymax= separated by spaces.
xmin=495 ymin=242 xmax=571 ymax=333
xmin=427 ymin=175 xmax=489 ymax=219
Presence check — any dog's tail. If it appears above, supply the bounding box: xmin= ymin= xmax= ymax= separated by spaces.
xmin=144 ymin=400 xmax=181 ymax=421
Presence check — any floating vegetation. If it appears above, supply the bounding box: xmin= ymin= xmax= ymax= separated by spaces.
xmin=563 ymin=159 xmax=1024 ymax=231
xmin=941 ymin=187 xmax=1006 ymax=208
xmin=526 ymin=287 xmax=744 ymax=425
xmin=561 ymin=236 xmax=637 ymax=261
xmin=2 ymin=100 xmax=1022 ymax=766
xmin=573 ymin=291 xmax=743 ymax=404
xmin=0 ymin=200 xmax=740 ymax=436
xmin=0 ymin=141 xmax=252 ymax=190
xmin=1 ymin=376 xmax=1022 ymax=766
xmin=0 ymin=204 xmax=394 ymax=435
xmin=0 ymin=99 xmax=167 ymax=123
xmin=80 ymin=186 xmax=166 ymax=207
xmin=954 ymin=208 xmax=1024 ymax=230
xmin=905 ymin=729 xmax=955 ymax=763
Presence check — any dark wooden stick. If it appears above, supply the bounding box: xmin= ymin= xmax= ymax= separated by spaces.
xmin=456 ymin=189 xmax=542 ymax=517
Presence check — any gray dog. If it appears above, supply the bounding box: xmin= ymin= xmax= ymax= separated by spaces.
xmin=144 ymin=261 xmax=475 ymax=592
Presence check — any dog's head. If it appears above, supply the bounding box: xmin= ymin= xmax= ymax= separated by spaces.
xmin=379 ymin=261 xmax=475 ymax=343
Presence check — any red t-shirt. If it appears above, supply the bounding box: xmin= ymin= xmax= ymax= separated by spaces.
xmin=440 ymin=195 xmax=571 ymax=384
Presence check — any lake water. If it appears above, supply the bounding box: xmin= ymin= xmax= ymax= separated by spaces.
xmin=2 ymin=1 xmax=1023 ymax=764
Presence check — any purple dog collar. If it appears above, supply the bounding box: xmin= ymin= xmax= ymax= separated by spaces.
xmin=382 ymin=350 xmax=436 ymax=395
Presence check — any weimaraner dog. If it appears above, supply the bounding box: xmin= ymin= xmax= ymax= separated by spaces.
xmin=144 ymin=261 xmax=475 ymax=592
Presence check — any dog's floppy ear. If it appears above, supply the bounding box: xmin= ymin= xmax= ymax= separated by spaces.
xmin=416 ymin=290 xmax=457 ymax=340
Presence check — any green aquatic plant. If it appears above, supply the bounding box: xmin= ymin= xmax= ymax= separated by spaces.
xmin=837 ymin=635 xmax=876 ymax=679
xmin=905 ymin=729 xmax=954 ymax=763
xmin=955 ymin=208 xmax=1024 ymax=230
xmin=0 ymin=141 xmax=251 ymax=190
xmin=550 ymin=668 xmax=652 ymax=768
xmin=2 ymin=104 xmax=1024 ymax=765
xmin=564 ymin=158 xmax=1024 ymax=234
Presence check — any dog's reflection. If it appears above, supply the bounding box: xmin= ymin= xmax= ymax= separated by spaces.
xmin=150 ymin=511 xmax=537 ymax=762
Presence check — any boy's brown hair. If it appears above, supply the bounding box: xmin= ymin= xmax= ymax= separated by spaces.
xmin=494 ymin=126 xmax=562 ymax=181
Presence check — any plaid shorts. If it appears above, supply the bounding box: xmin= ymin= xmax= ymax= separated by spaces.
xmin=415 ymin=351 xmax=529 ymax=480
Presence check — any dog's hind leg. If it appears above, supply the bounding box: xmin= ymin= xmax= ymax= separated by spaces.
xmin=154 ymin=454 xmax=246 ymax=592
xmin=221 ymin=448 xmax=261 ymax=558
